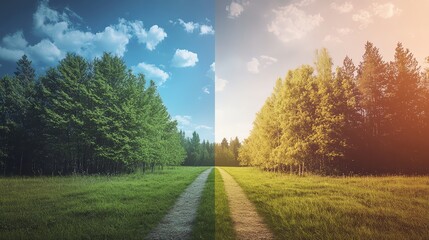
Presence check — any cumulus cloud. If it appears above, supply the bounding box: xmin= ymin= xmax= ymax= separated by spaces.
xmin=371 ymin=2 xmax=402 ymax=19
xmin=247 ymin=55 xmax=278 ymax=74
xmin=352 ymin=10 xmax=373 ymax=29
xmin=200 ymin=25 xmax=215 ymax=35
xmin=268 ymin=4 xmax=323 ymax=42
xmin=2 ymin=31 xmax=28 ymax=49
xmin=295 ymin=0 xmax=315 ymax=7
xmin=215 ymin=77 xmax=228 ymax=92
xmin=0 ymin=1 xmax=167 ymax=65
xmin=0 ymin=47 xmax=25 ymax=62
xmin=351 ymin=3 xmax=401 ymax=29
xmin=131 ymin=62 xmax=169 ymax=85
xmin=131 ymin=21 xmax=167 ymax=51
xmin=175 ymin=19 xmax=214 ymax=35
xmin=172 ymin=49 xmax=199 ymax=68
xmin=226 ymin=1 xmax=244 ymax=19
xmin=178 ymin=19 xmax=199 ymax=33
xmin=330 ymin=2 xmax=353 ymax=13
xmin=174 ymin=115 xmax=192 ymax=126
xmin=28 ymin=39 xmax=62 ymax=63
xmin=247 ymin=57 xmax=260 ymax=74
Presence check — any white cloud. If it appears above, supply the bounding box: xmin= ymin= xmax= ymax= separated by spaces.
xmin=247 ymin=55 xmax=278 ymax=74
xmin=215 ymin=77 xmax=228 ymax=92
xmin=352 ymin=10 xmax=373 ymax=29
xmin=260 ymin=55 xmax=278 ymax=65
xmin=195 ymin=125 xmax=212 ymax=130
xmin=175 ymin=19 xmax=214 ymax=35
xmin=247 ymin=57 xmax=260 ymax=74
xmin=295 ymin=0 xmax=315 ymax=7
xmin=206 ymin=62 xmax=215 ymax=79
xmin=172 ymin=49 xmax=199 ymax=67
xmin=323 ymin=34 xmax=342 ymax=43
xmin=337 ymin=27 xmax=352 ymax=35
xmin=0 ymin=47 xmax=25 ymax=62
xmin=28 ymin=39 xmax=62 ymax=63
xmin=131 ymin=62 xmax=169 ymax=85
xmin=330 ymin=2 xmax=353 ymax=13
xmin=268 ymin=4 xmax=323 ymax=42
xmin=226 ymin=2 xmax=244 ymax=19
xmin=174 ymin=115 xmax=192 ymax=126
xmin=2 ymin=31 xmax=28 ymax=49
xmin=131 ymin=21 xmax=167 ymax=51
xmin=145 ymin=25 xmax=167 ymax=50
xmin=371 ymin=3 xmax=402 ymax=19
xmin=178 ymin=19 xmax=199 ymax=33
xmin=202 ymin=86 xmax=210 ymax=94
xmin=200 ymin=25 xmax=215 ymax=35
xmin=0 ymin=1 xmax=168 ymax=64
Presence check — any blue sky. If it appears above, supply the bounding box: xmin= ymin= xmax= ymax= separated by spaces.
xmin=0 ymin=0 xmax=215 ymax=142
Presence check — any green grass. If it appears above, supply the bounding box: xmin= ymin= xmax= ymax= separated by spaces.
xmin=191 ymin=168 xmax=215 ymax=240
xmin=191 ymin=167 xmax=236 ymax=240
xmin=0 ymin=167 xmax=208 ymax=240
xmin=214 ymin=168 xmax=236 ymax=240
xmin=223 ymin=167 xmax=429 ymax=240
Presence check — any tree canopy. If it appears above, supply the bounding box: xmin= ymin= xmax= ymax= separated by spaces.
xmin=0 ymin=53 xmax=187 ymax=175
xmin=239 ymin=42 xmax=429 ymax=175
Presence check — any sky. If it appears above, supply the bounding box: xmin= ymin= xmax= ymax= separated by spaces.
xmin=0 ymin=0 xmax=215 ymax=142
xmin=216 ymin=0 xmax=429 ymax=142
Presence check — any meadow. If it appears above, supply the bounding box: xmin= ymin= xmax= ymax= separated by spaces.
xmin=223 ymin=167 xmax=429 ymax=240
xmin=0 ymin=167 xmax=208 ymax=240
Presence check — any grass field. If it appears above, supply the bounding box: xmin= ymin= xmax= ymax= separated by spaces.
xmin=223 ymin=167 xmax=429 ymax=240
xmin=0 ymin=167 xmax=208 ymax=240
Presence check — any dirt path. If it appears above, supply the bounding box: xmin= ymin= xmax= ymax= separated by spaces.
xmin=218 ymin=167 xmax=274 ymax=240
xmin=146 ymin=167 xmax=212 ymax=240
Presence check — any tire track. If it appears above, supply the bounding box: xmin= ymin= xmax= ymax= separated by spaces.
xmin=218 ymin=167 xmax=274 ymax=240
xmin=146 ymin=167 xmax=213 ymax=240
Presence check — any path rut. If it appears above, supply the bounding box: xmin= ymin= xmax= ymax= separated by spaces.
xmin=218 ymin=167 xmax=274 ymax=240
xmin=146 ymin=167 xmax=212 ymax=240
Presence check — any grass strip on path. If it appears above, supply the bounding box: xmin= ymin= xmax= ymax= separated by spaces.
xmin=0 ymin=167 xmax=208 ymax=240
xmin=147 ymin=168 xmax=212 ymax=240
xmin=223 ymin=167 xmax=429 ymax=240
xmin=191 ymin=168 xmax=215 ymax=240
xmin=214 ymin=167 xmax=236 ymax=240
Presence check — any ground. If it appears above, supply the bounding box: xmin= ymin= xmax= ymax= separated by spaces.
xmin=222 ymin=167 xmax=429 ymax=240
xmin=1 ymin=166 xmax=428 ymax=240
xmin=0 ymin=167 xmax=208 ymax=240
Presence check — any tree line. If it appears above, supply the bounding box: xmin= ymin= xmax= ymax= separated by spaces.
xmin=0 ymin=53 xmax=186 ymax=175
xmin=239 ymin=42 xmax=429 ymax=175
xmin=180 ymin=131 xmax=214 ymax=166
xmin=215 ymin=137 xmax=241 ymax=166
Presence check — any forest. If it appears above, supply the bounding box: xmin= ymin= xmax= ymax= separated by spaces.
xmin=180 ymin=131 xmax=215 ymax=166
xmin=0 ymin=53 xmax=212 ymax=176
xmin=239 ymin=42 xmax=429 ymax=175
xmin=215 ymin=137 xmax=241 ymax=166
